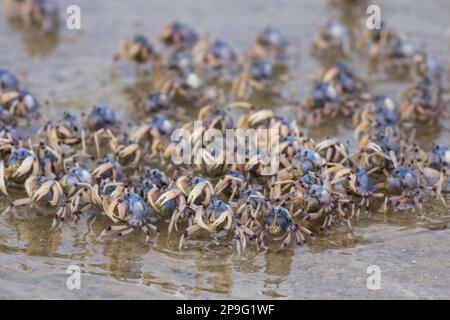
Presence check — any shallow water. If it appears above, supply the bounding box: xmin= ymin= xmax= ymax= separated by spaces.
xmin=0 ymin=0 xmax=450 ymax=299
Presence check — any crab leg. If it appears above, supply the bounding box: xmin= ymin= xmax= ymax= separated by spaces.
xmin=52 ymin=207 xmax=68 ymax=229
xmin=100 ymin=224 xmax=134 ymax=239
xmin=113 ymin=226 xmax=136 ymax=240
xmin=235 ymin=233 xmax=243 ymax=257
xmin=258 ymin=229 xmax=268 ymax=250
xmin=229 ymin=185 xmax=238 ymax=202
xmin=2 ymin=198 xmax=34 ymax=215
xmin=168 ymin=209 xmax=183 ymax=236
xmin=281 ymin=231 xmax=292 ymax=248
xmin=0 ymin=161 xmax=8 ymax=195
xmin=304 ymin=208 xmax=324 ymax=221
xmin=179 ymin=224 xmax=202 ymax=250
xmin=94 ymin=129 xmax=106 ymax=159
xmin=381 ymin=197 xmax=388 ymax=213
xmin=32 ymin=181 xmax=54 ymax=202
xmin=141 ymin=224 xmax=159 ymax=244
xmin=295 ymin=228 xmax=306 ymax=245
xmin=214 ymin=182 xmax=229 ymax=196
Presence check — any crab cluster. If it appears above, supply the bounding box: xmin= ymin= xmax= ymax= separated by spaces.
xmin=111 ymin=22 xmax=292 ymax=104
xmin=0 ymin=14 xmax=449 ymax=256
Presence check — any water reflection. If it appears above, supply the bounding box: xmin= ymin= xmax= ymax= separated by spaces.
xmin=195 ymin=251 xmax=234 ymax=294
xmin=264 ymin=249 xmax=294 ymax=276
xmin=101 ymin=238 xmax=147 ymax=280
xmin=328 ymin=0 xmax=368 ymax=31
xmin=5 ymin=17 xmax=60 ymax=58
xmin=3 ymin=211 xmax=61 ymax=257
xmin=0 ymin=199 xmax=449 ymax=298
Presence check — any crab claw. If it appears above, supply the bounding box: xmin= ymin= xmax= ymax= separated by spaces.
xmin=118 ymin=144 xmax=141 ymax=166
xmin=197 ymin=215 xmax=216 ymax=233
xmin=316 ymin=139 xmax=334 ymax=151
xmin=32 ymin=180 xmax=54 ymax=203
xmin=188 ymin=181 xmax=213 ymax=205
xmin=248 ymin=110 xmax=274 ymax=127
xmin=156 ymin=190 xmax=175 ymax=206
xmin=106 ymin=197 xmax=126 ymax=222
xmin=334 ymin=167 xmax=352 ymax=180
xmin=321 ymin=164 xmax=343 ymax=178
xmin=11 ymin=155 xmax=36 ymax=179
xmin=92 ymin=163 xmax=114 ymax=178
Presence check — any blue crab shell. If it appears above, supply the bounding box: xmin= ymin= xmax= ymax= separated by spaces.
xmin=388 ymin=38 xmax=417 ymax=59
xmin=292 ymin=149 xmax=324 ymax=173
xmin=61 ymin=112 xmax=85 ymax=133
xmin=152 ymin=115 xmax=175 ymax=136
xmin=143 ymin=167 xmax=170 ymax=189
xmin=242 ymin=189 xmax=265 ymax=210
xmin=5 ymin=90 xmax=40 ymax=114
xmin=166 ymin=22 xmax=198 ymax=49
xmin=159 ymin=195 xmax=178 ymax=217
xmin=355 ymin=167 xmax=374 ymax=194
xmin=0 ymin=69 xmax=20 ymax=92
xmin=96 ymin=158 xmax=123 ymax=181
xmin=300 ymin=173 xmax=322 ymax=187
xmin=124 ymin=192 xmax=149 ymax=226
xmin=209 ymin=40 xmax=236 ymax=65
xmin=251 ymin=59 xmax=273 ymax=81
xmin=7 ymin=148 xmax=34 ymax=166
xmin=323 ymin=21 xmax=349 ymax=43
xmin=373 ymin=96 xmax=398 ymax=126
xmin=88 ymin=105 xmax=117 ymax=130
xmin=258 ymin=26 xmax=288 ymax=50
xmin=144 ymin=91 xmax=172 ymax=112
xmin=169 ymin=51 xmax=193 ymax=71
xmin=133 ymin=35 xmax=150 ymax=46
xmin=267 ymin=205 xmax=291 ymax=235
xmin=206 ymin=199 xmax=231 ymax=222
xmin=312 ymin=82 xmax=338 ymax=108
xmin=428 ymin=144 xmax=449 ymax=168
xmin=389 ymin=167 xmax=418 ymax=192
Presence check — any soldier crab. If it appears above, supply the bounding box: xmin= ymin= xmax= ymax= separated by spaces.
xmin=101 ymin=191 xmax=159 ymax=243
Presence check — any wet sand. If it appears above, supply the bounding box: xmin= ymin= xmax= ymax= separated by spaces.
xmin=0 ymin=0 xmax=449 ymax=299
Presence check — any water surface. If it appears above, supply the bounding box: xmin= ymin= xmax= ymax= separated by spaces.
xmin=0 ymin=0 xmax=449 ymax=299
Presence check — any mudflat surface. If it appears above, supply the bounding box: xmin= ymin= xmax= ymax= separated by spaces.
xmin=0 ymin=0 xmax=449 ymax=299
